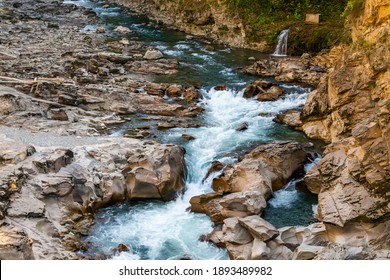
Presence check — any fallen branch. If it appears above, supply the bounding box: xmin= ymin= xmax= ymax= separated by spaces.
xmin=0 ymin=76 xmax=65 ymax=94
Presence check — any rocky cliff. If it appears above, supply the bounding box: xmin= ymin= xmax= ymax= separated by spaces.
xmin=301 ymin=0 xmax=390 ymax=226
xmin=109 ymin=0 xmax=268 ymax=50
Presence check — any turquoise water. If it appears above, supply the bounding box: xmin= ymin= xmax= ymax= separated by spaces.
xmin=66 ymin=0 xmax=319 ymax=260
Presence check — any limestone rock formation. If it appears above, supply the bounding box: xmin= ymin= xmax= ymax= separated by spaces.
xmin=242 ymin=57 xmax=326 ymax=86
xmin=301 ymin=0 xmax=390 ymax=226
xmin=190 ymin=191 xmax=267 ymax=223
xmin=109 ymin=0 xmax=255 ymax=50
xmin=0 ymin=137 xmax=186 ymax=259
xmin=212 ymin=141 xmax=308 ymax=198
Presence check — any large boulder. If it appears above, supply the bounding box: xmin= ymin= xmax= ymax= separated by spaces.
xmin=143 ymin=49 xmax=164 ymax=60
xmin=190 ymin=191 xmax=267 ymax=223
xmin=238 ymin=215 xmax=279 ymax=242
xmin=212 ymin=141 xmax=308 ymax=198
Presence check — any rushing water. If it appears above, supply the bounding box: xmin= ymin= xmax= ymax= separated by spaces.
xmin=66 ymin=0 xmax=319 ymax=260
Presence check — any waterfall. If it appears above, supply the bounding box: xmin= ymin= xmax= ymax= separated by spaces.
xmin=272 ymin=28 xmax=290 ymax=57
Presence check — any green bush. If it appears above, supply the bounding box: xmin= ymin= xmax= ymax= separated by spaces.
xmin=221 ymin=0 xmax=350 ymax=52
xmin=342 ymin=0 xmax=364 ymax=18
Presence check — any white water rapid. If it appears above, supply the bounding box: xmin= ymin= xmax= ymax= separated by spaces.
xmin=87 ymin=86 xmax=310 ymax=260
xmin=67 ymin=0 xmax=318 ymax=260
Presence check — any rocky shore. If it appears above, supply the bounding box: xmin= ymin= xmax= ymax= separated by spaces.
xmin=0 ymin=0 xmax=195 ymax=259
xmin=0 ymin=0 xmax=389 ymax=260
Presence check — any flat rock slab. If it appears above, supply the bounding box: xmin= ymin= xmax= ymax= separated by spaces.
xmin=7 ymin=187 xmax=45 ymax=218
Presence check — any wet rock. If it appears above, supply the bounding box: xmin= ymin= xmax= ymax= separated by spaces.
xmin=113 ymin=26 xmax=132 ymax=34
xmin=274 ymin=110 xmax=302 ymax=130
xmin=122 ymin=141 xmax=186 ymax=201
xmin=181 ymin=134 xmax=195 ymax=141
xmin=183 ymin=87 xmax=201 ymax=103
xmin=114 ymin=243 xmax=130 ymax=253
xmin=235 ymin=122 xmax=248 ymax=131
xmin=208 ymin=225 xmax=225 ymax=247
xmin=179 ymin=255 xmax=192 ymax=260
xmin=202 ymin=160 xmax=224 ymax=183
xmin=143 ymin=49 xmax=164 ymax=60
xmin=157 ymin=123 xmax=176 ymax=130
xmin=189 ymin=192 xmax=223 ymax=221
xmin=166 ymin=84 xmax=183 ymax=98
xmin=214 ymin=85 xmax=227 ymax=91
xmin=256 ymin=85 xmax=285 ymax=101
xmin=96 ymin=27 xmax=106 ymax=33
xmin=243 ymin=83 xmax=262 ymax=99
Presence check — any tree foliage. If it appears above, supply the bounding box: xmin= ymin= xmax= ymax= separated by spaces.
xmin=222 ymin=0 xmax=350 ymax=53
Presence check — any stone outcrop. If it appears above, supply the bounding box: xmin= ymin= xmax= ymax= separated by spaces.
xmin=0 ymin=136 xmax=186 ymax=259
xmin=212 ymin=141 xmax=308 ymax=198
xmin=242 ymin=56 xmax=326 ymax=86
xmin=243 ymin=80 xmax=286 ymax=101
xmin=300 ymin=0 xmax=390 ymax=226
xmin=190 ymin=191 xmax=267 ymax=223
xmin=190 ymin=141 xmax=308 ymax=224
xmin=191 ymin=141 xmax=310 ymax=251
xmin=207 ymin=218 xmax=390 ymax=260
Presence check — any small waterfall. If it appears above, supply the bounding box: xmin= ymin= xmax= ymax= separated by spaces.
xmin=272 ymin=28 xmax=290 ymax=57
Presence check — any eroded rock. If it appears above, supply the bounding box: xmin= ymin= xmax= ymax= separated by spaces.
xmin=212 ymin=141 xmax=308 ymax=197
xmin=190 ymin=191 xmax=266 ymax=223
xmin=238 ymin=215 xmax=279 ymax=242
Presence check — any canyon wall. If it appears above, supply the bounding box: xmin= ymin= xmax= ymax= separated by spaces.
xmin=301 ymin=0 xmax=390 ymax=226
xmin=109 ymin=0 xmax=269 ymax=50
